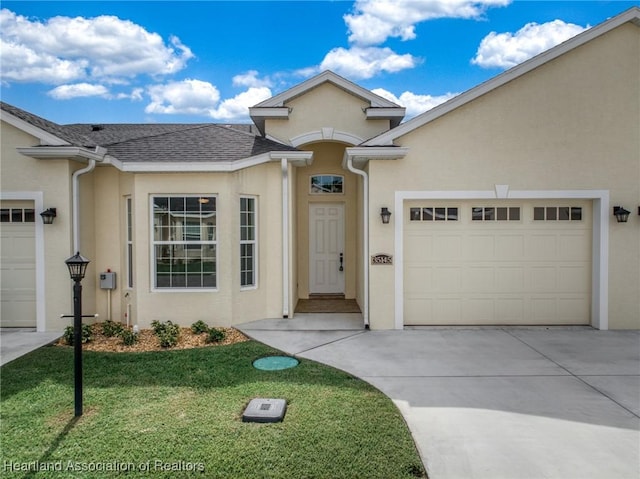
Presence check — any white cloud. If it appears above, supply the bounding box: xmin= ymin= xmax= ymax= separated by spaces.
xmin=47 ymin=83 xmax=109 ymax=100
xmin=146 ymin=79 xmax=220 ymax=115
xmin=0 ymin=8 xmax=193 ymax=84
xmin=372 ymin=88 xmax=458 ymax=119
xmin=472 ymin=19 xmax=588 ymax=69
xmin=0 ymin=38 xmax=87 ymax=84
xmin=232 ymin=70 xmax=272 ymax=88
xmin=211 ymin=87 xmax=272 ymax=120
xmin=145 ymin=79 xmax=272 ymax=121
xmin=320 ymin=46 xmax=418 ymax=80
xmin=345 ymin=0 xmax=511 ymax=46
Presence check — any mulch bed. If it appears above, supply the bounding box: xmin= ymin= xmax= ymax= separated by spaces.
xmin=55 ymin=323 xmax=250 ymax=353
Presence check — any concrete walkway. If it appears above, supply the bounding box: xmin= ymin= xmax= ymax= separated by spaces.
xmin=0 ymin=328 xmax=63 ymax=367
xmin=238 ymin=316 xmax=640 ymax=479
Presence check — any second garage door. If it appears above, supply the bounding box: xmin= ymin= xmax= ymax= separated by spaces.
xmin=0 ymin=201 xmax=37 ymax=328
xmin=403 ymin=200 xmax=591 ymax=325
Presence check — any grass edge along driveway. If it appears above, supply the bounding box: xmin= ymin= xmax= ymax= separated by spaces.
xmin=1 ymin=341 xmax=426 ymax=478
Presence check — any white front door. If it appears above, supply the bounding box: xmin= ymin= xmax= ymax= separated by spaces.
xmin=309 ymin=203 xmax=345 ymax=294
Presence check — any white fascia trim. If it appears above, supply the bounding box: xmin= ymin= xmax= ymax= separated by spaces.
xmin=365 ymin=107 xmax=407 ymax=120
xmin=291 ymin=129 xmax=364 ymax=147
xmin=0 ymin=110 xmax=70 ymax=146
xmin=343 ymin=147 xmax=409 ymax=168
xmin=368 ymin=8 xmax=640 ymax=146
xmin=394 ymin=188 xmax=609 ymax=331
xmin=0 ymin=191 xmax=46 ymax=332
xmin=248 ymin=106 xmax=290 ymax=119
xmin=17 ymin=146 xmax=107 ymax=162
xmin=117 ymin=151 xmax=312 ymax=173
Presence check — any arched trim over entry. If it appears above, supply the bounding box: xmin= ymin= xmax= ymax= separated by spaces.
xmin=291 ymin=129 xmax=363 ymax=147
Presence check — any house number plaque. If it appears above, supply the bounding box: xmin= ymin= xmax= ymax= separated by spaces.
xmin=371 ymin=254 xmax=393 ymax=265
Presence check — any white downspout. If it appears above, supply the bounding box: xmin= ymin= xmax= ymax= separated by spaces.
xmin=72 ymin=159 xmax=96 ymax=253
xmin=346 ymin=158 xmax=369 ymax=328
xmin=281 ymin=158 xmax=290 ymax=318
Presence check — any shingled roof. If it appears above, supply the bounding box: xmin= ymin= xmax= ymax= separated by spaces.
xmin=1 ymin=101 xmax=299 ymax=164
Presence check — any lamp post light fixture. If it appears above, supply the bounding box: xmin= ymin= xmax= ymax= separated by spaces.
xmin=613 ymin=206 xmax=630 ymax=223
xmin=65 ymin=251 xmax=90 ymax=417
xmin=40 ymin=208 xmax=57 ymax=225
xmin=380 ymin=207 xmax=392 ymax=224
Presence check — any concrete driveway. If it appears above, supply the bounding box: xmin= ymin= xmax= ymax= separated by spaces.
xmin=238 ymin=317 xmax=640 ymax=479
xmin=0 ymin=328 xmax=63 ymax=366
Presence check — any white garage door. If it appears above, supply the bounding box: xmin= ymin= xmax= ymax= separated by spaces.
xmin=1 ymin=201 xmax=37 ymax=328
xmin=404 ymin=200 xmax=591 ymax=325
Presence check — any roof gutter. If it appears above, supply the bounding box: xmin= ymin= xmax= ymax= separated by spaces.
xmin=72 ymin=159 xmax=97 ymax=253
xmin=17 ymin=146 xmax=108 ymax=163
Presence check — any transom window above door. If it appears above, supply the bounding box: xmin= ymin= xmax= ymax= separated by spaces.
xmin=310 ymin=175 xmax=344 ymax=194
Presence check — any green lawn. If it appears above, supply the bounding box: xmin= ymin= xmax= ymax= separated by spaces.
xmin=1 ymin=341 xmax=425 ymax=478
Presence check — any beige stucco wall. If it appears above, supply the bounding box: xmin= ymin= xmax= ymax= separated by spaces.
xmin=368 ymin=22 xmax=640 ymax=329
xmin=0 ymin=121 xmax=77 ymax=331
xmin=265 ymin=82 xmax=392 ymax=146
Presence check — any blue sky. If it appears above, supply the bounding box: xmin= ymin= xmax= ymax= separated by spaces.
xmin=1 ymin=1 xmax=637 ymax=124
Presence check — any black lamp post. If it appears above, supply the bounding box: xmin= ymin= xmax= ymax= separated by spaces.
xmin=65 ymin=252 xmax=90 ymax=417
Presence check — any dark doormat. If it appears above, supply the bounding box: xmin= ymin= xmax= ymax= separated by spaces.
xmin=295 ymin=299 xmax=361 ymax=313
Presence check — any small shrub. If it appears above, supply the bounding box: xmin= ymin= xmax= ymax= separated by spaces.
xmin=119 ymin=328 xmax=138 ymax=346
xmin=205 ymin=327 xmax=226 ymax=344
xmin=62 ymin=324 xmax=94 ymax=345
xmin=151 ymin=320 xmax=180 ymax=348
xmin=101 ymin=320 xmax=124 ymax=337
xmin=191 ymin=320 xmax=209 ymax=335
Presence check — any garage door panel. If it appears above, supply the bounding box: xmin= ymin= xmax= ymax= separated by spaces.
xmin=405 ymin=234 xmax=433 ymax=262
xmin=496 ymin=267 xmax=525 ymax=291
xmin=558 ymin=266 xmax=590 ymax=292
xmin=434 ymin=235 xmax=461 ymax=260
xmin=530 ymin=266 xmax=558 ymax=292
xmin=496 ymin=299 xmax=525 ymax=322
xmin=467 ymin=235 xmax=495 ymax=260
xmin=405 ymin=298 xmax=432 ymax=324
xmin=559 ymin=298 xmax=590 ymax=322
xmin=434 ymin=299 xmax=462 ymax=323
xmin=464 ymin=299 xmax=495 ymax=322
xmin=496 ymin=235 xmax=525 ymax=259
xmin=404 ymin=200 xmax=591 ymax=325
xmin=433 ymin=267 xmax=462 ymax=292
xmin=464 ymin=267 xmax=495 ymax=292
xmin=559 ymin=234 xmax=590 ymax=260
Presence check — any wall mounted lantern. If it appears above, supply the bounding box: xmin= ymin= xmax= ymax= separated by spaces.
xmin=40 ymin=208 xmax=57 ymax=225
xmin=613 ymin=206 xmax=630 ymax=223
xmin=380 ymin=207 xmax=392 ymax=224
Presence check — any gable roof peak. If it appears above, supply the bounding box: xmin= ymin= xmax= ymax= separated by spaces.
xmin=250 ymin=70 xmax=406 ymax=135
xmin=255 ymin=70 xmax=402 ymax=109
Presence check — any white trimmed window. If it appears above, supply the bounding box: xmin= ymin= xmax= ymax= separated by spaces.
xmin=152 ymin=195 xmax=217 ymax=289
xmin=310 ymin=175 xmax=344 ymax=194
xmin=240 ymin=196 xmax=257 ymax=288
xmin=126 ymin=197 xmax=133 ymax=288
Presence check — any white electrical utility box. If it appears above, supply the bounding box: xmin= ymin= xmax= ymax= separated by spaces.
xmin=99 ymin=272 xmax=116 ymax=289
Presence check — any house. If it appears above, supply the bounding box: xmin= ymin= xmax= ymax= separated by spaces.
xmin=1 ymin=8 xmax=638 ymax=332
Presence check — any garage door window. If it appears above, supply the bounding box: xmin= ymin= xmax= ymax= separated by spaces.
xmin=0 ymin=208 xmax=35 ymax=223
xmin=410 ymin=207 xmax=458 ymax=221
xmin=472 ymin=207 xmax=520 ymax=221
xmin=534 ymin=207 xmax=582 ymax=221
